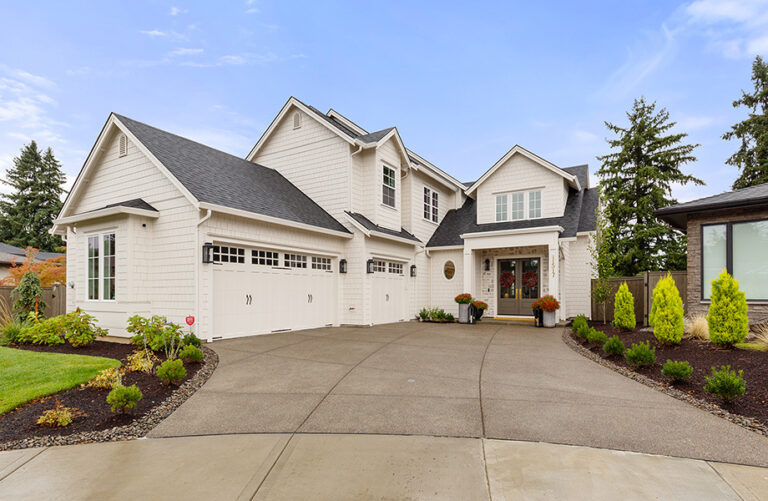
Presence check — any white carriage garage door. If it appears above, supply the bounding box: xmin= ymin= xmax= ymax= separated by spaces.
xmin=212 ymin=244 xmax=337 ymax=339
xmin=371 ymin=259 xmax=407 ymax=325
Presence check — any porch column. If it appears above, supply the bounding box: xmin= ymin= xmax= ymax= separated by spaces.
xmin=463 ymin=248 xmax=475 ymax=296
xmin=549 ymin=243 xmax=561 ymax=322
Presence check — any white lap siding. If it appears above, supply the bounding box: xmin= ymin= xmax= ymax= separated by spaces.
xmin=428 ymin=249 xmax=464 ymax=317
xmin=565 ymin=234 xmax=593 ymax=319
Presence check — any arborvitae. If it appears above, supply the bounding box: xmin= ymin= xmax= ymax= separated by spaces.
xmin=707 ymin=270 xmax=748 ymax=347
xmin=649 ymin=274 xmax=684 ymax=345
xmin=613 ymin=282 xmax=636 ymax=331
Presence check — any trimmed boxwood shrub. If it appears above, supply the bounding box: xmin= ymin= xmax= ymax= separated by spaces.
xmin=585 ymin=328 xmax=607 ymax=345
xmin=704 ymin=365 xmax=746 ymax=402
xmin=107 ymin=384 xmax=143 ymax=413
xmin=179 ymin=344 xmax=203 ymax=363
xmin=625 ymin=341 xmax=656 ymax=367
xmin=603 ymin=335 xmax=626 ymax=356
xmin=661 ymin=360 xmax=693 ymax=382
xmin=649 ymin=274 xmax=684 ymax=345
xmin=156 ymin=359 xmax=187 ymax=385
xmin=183 ymin=333 xmax=202 ymax=348
xmin=707 ymin=270 xmax=748 ymax=347
xmin=613 ymin=282 xmax=636 ymax=331
xmin=572 ymin=315 xmax=588 ymax=334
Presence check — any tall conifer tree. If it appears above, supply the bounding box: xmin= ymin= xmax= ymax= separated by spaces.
xmin=597 ymin=98 xmax=703 ymax=276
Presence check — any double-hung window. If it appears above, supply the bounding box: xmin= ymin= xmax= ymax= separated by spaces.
xmin=702 ymin=220 xmax=768 ymax=301
xmin=382 ymin=166 xmax=396 ymax=207
xmin=528 ymin=190 xmax=542 ymax=218
xmin=423 ymin=187 xmax=438 ymax=223
xmin=509 ymin=192 xmax=525 ymax=220
xmin=496 ymin=190 xmax=542 ymax=221
xmin=87 ymin=232 xmax=116 ymax=301
xmin=495 ymin=195 xmax=508 ymax=222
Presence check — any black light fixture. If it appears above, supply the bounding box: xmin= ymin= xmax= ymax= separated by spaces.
xmin=410 ymin=264 xmax=417 ymax=277
xmin=366 ymin=259 xmax=375 ymax=274
xmin=202 ymin=242 xmax=214 ymax=263
xmin=484 ymin=259 xmax=491 ymax=271
xmin=339 ymin=259 xmax=348 ymax=274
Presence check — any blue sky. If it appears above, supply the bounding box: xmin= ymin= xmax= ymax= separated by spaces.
xmin=1 ymin=1 xmax=766 ymax=202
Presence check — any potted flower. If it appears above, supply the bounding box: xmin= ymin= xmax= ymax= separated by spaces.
xmin=471 ymin=300 xmax=487 ymax=321
xmin=532 ymin=295 xmax=560 ymax=327
xmin=454 ymin=293 xmax=473 ymax=324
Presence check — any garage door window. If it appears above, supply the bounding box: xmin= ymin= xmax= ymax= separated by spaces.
xmin=312 ymin=256 xmax=332 ymax=271
xmin=373 ymin=260 xmax=386 ymax=272
xmin=252 ymin=249 xmax=279 ymax=266
xmin=388 ymin=262 xmax=403 ymax=275
xmin=285 ymin=254 xmax=307 ymax=268
xmin=214 ymin=246 xmax=244 ymax=264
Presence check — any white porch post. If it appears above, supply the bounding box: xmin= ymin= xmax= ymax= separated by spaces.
xmin=463 ymin=245 xmax=475 ymax=296
xmin=549 ymin=242 xmax=561 ymax=322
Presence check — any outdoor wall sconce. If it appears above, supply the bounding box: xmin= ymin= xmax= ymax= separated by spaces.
xmin=339 ymin=259 xmax=348 ymax=274
xmin=202 ymin=242 xmax=214 ymax=264
xmin=484 ymin=259 xmax=491 ymax=271
xmin=366 ymin=259 xmax=375 ymax=274
xmin=410 ymin=265 xmax=417 ymax=277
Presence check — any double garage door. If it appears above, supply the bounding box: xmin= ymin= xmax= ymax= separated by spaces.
xmin=212 ymin=244 xmax=338 ymax=339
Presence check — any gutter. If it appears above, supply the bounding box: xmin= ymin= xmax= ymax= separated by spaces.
xmin=195 ymin=208 xmax=212 ymax=340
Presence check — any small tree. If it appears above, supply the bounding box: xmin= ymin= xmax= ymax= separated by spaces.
xmin=707 ymin=269 xmax=748 ymax=347
xmin=649 ymin=274 xmax=684 ymax=344
xmin=0 ymin=247 xmax=65 ymax=286
xmin=11 ymin=271 xmax=46 ymax=321
xmin=613 ymin=282 xmax=636 ymax=331
xmin=589 ymin=195 xmax=614 ymax=324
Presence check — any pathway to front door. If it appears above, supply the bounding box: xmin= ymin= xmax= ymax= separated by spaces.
xmin=498 ymin=258 xmax=540 ymax=315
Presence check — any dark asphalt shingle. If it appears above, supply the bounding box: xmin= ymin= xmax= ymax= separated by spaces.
xmin=346 ymin=212 xmax=422 ymax=243
xmin=103 ymin=198 xmax=158 ymax=212
xmin=114 ymin=114 xmax=350 ymax=235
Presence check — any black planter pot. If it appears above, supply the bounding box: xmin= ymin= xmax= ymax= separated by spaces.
xmin=473 ymin=308 xmax=485 ymax=321
xmin=533 ymin=307 xmax=544 ymax=327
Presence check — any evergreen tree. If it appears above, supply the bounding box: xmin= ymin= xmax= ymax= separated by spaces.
xmin=597 ymin=98 xmax=703 ymax=276
xmin=0 ymin=141 xmax=66 ymax=251
xmin=724 ymin=55 xmax=768 ymax=190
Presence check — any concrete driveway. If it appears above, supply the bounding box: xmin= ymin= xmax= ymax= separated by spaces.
xmin=150 ymin=322 xmax=768 ymax=466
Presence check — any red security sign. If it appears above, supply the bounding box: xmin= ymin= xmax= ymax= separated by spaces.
xmin=186 ymin=316 xmax=195 ymax=326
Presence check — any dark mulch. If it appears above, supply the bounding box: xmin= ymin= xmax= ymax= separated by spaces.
xmin=571 ymin=322 xmax=768 ymax=426
xmin=0 ymin=341 xmax=200 ymax=443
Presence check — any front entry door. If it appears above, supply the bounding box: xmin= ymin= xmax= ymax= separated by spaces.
xmin=497 ymin=258 xmax=541 ymax=316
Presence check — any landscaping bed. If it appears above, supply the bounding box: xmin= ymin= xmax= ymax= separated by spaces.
xmin=569 ymin=322 xmax=768 ymax=428
xmin=0 ymin=340 xmax=216 ymax=449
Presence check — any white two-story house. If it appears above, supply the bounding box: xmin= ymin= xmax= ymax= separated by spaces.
xmin=52 ymin=97 xmax=597 ymax=341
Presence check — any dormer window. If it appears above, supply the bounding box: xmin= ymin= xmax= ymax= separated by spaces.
xmin=529 ymin=190 xmax=542 ymax=218
xmin=119 ymin=134 xmax=128 ymax=157
xmin=293 ymin=112 xmax=302 ymax=129
xmin=496 ymin=190 xmax=542 ymax=222
xmin=382 ymin=165 xmax=396 ymax=207
xmin=423 ymin=187 xmax=438 ymax=223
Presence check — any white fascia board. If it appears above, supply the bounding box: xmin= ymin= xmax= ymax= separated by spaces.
xmin=54 ymin=206 xmax=160 ymax=226
xmin=370 ymin=230 xmax=421 ymax=247
xmin=466 ymin=145 xmax=580 ymax=195
xmin=425 ymin=245 xmax=464 ymax=251
xmin=199 ymin=202 xmax=353 ymax=239
xmin=327 ymin=109 xmax=368 ymax=135
xmin=406 ymin=149 xmax=466 ymax=191
xmin=246 ymin=97 xmax=355 ymax=161
xmin=460 ymin=225 xmax=563 ymax=239
xmin=576 ymin=231 xmax=595 ymax=237
xmin=344 ymin=214 xmax=372 ymax=236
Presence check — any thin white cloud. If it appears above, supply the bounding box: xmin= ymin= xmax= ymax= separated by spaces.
xmin=169 ymin=48 xmax=204 ymax=57
xmin=140 ymin=29 xmax=167 ymax=37
xmin=684 ymin=0 xmax=768 ymax=58
xmin=169 ymin=6 xmax=187 ymax=16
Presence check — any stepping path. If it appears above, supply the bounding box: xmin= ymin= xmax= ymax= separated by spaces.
xmin=149 ymin=322 xmax=768 ymax=466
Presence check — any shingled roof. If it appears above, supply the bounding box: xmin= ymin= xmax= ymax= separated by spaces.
xmin=426 ymin=186 xmax=598 ymax=247
xmin=655 ymin=182 xmax=768 ymax=230
xmin=346 ymin=212 xmax=422 ymax=243
xmin=114 ymin=114 xmax=350 ymax=235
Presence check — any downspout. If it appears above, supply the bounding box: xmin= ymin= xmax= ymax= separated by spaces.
xmin=195 ymin=209 xmax=212 ymax=340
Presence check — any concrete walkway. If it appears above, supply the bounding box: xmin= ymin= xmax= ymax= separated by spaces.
xmin=1 ymin=433 xmax=767 ymax=500
xmin=150 ymin=322 xmax=768 ymax=466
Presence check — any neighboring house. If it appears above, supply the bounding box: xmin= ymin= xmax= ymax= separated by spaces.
xmin=656 ymin=182 xmax=768 ymax=322
xmin=0 ymin=243 xmax=63 ymax=280
xmin=52 ymin=97 xmax=598 ymax=340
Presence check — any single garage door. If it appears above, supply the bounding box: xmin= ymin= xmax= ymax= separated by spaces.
xmin=371 ymin=259 xmax=407 ymax=325
xmin=212 ymin=244 xmax=337 ymax=339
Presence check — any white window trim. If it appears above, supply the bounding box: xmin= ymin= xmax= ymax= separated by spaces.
xmin=423 ymin=186 xmax=439 ymax=224
xmin=382 ymin=164 xmax=397 ymax=208
xmin=86 ymin=232 xmax=116 ymax=302
xmin=494 ymin=190 xmax=544 ymax=222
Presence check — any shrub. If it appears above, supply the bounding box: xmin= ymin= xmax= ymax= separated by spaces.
xmin=179 ymin=344 xmax=203 ymax=363
xmin=704 ymin=365 xmax=746 ymax=402
xmin=625 ymin=341 xmax=656 ymax=367
xmin=572 ymin=314 xmax=588 ymax=333
xmin=63 ymin=309 xmax=107 ymax=347
xmin=445 ymin=313 xmax=455 ymax=322
xmin=107 ymin=384 xmax=143 ymax=413
xmin=454 ymin=293 xmax=473 ymax=304
xmin=36 ymin=400 xmax=77 ymax=427
xmin=428 ymin=308 xmax=448 ymax=321
xmin=707 ymin=270 xmax=748 ymax=347
xmin=603 ymin=335 xmax=626 ymax=356
xmin=125 ymin=349 xmax=159 ymax=374
xmin=127 ymin=315 xmax=184 ymax=357
xmin=613 ymin=282 xmax=636 ymax=331
xmin=18 ymin=315 xmax=66 ymax=345
xmin=586 ymin=328 xmax=607 ymax=344
xmin=1 ymin=321 xmax=26 ymax=345
xmin=11 ymin=271 xmax=46 ymax=321
xmin=684 ymin=314 xmax=709 ymax=341
xmin=156 ymin=359 xmax=187 ymax=385
xmin=418 ymin=308 xmax=429 ymax=320
xmin=532 ymin=295 xmax=560 ymax=312
xmin=753 ymin=323 xmax=768 ymax=347
xmin=649 ymin=274 xmax=684 ymax=345
xmin=86 ymin=367 xmax=123 ymax=390
xmin=661 ymin=360 xmax=693 ymax=382
xmin=182 ymin=332 xmax=202 ymax=348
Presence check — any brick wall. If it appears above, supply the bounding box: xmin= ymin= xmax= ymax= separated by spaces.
xmin=686 ymin=207 xmax=768 ymax=322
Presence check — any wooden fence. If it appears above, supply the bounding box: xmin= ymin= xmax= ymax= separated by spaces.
xmin=591 ymin=271 xmax=687 ymax=326
xmin=0 ymin=284 xmax=67 ymax=318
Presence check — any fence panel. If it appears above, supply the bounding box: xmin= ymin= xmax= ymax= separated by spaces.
xmin=0 ymin=284 xmax=67 ymax=317
xmin=591 ymin=277 xmax=644 ymax=324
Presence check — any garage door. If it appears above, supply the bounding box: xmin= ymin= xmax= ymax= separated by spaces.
xmin=371 ymin=259 xmax=407 ymax=325
xmin=212 ymin=245 xmax=337 ymax=339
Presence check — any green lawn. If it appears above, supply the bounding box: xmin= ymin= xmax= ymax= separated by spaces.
xmin=0 ymin=347 xmax=121 ymax=414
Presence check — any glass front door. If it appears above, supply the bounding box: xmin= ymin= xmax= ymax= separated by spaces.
xmin=497 ymin=258 xmax=540 ymax=315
